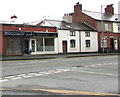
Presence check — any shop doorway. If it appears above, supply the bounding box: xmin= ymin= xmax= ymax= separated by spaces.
xmin=30 ymin=39 xmax=36 ymax=53
xmin=24 ymin=40 xmax=29 ymax=54
xmin=62 ymin=41 xmax=67 ymax=54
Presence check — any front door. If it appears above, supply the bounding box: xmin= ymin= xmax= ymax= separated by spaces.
xmin=110 ymin=38 xmax=114 ymax=50
xmin=62 ymin=41 xmax=67 ymax=54
xmin=24 ymin=40 xmax=29 ymax=54
xmin=30 ymin=39 xmax=36 ymax=53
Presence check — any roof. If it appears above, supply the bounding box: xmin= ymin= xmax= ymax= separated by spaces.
xmin=37 ymin=19 xmax=97 ymax=31
xmin=82 ymin=10 xmax=119 ymax=22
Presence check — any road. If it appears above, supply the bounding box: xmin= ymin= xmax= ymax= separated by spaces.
xmin=0 ymin=55 xmax=119 ymax=96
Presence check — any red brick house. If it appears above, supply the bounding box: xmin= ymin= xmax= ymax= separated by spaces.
xmin=0 ymin=23 xmax=58 ymax=56
xmin=63 ymin=2 xmax=120 ymax=52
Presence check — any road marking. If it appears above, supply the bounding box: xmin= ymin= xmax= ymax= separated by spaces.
xmin=74 ymin=70 xmax=118 ymax=77
xmin=32 ymin=89 xmax=120 ymax=96
xmin=23 ymin=75 xmax=32 ymax=78
xmin=34 ymin=74 xmax=44 ymax=76
xmin=4 ymin=76 xmax=15 ymax=79
xmin=0 ymin=79 xmax=8 ymax=82
xmin=10 ymin=77 xmax=22 ymax=80
xmin=91 ymin=65 xmax=95 ymax=67
xmin=17 ymin=74 xmax=26 ymax=77
xmin=97 ymin=64 xmax=101 ymax=66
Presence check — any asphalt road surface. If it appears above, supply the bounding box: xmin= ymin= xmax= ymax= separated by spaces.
xmin=0 ymin=55 xmax=119 ymax=96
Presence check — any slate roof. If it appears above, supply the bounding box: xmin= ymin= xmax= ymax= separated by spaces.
xmin=38 ymin=19 xmax=97 ymax=31
xmin=82 ymin=10 xmax=119 ymax=22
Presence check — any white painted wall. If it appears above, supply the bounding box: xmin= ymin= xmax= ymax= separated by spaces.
xmin=113 ymin=23 xmax=119 ymax=33
xmin=80 ymin=31 xmax=98 ymax=52
xmin=58 ymin=30 xmax=80 ymax=53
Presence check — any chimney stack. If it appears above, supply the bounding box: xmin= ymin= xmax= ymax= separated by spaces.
xmin=105 ymin=4 xmax=114 ymax=15
xmin=74 ymin=2 xmax=82 ymax=13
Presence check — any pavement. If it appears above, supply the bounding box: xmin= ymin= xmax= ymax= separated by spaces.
xmin=0 ymin=53 xmax=119 ymax=61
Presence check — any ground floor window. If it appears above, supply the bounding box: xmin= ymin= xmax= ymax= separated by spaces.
xmin=70 ymin=40 xmax=76 ymax=48
xmin=86 ymin=40 xmax=90 ymax=47
xmin=35 ymin=38 xmax=54 ymax=52
xmin=6 ymin=37 xmax=22 ymax=55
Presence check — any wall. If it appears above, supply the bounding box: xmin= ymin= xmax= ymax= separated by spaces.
xmin=80 ymin=31 xmax=98 ymax=52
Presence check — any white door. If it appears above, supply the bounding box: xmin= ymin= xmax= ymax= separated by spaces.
xmin=30 ymin=39 xmax=36 ymax=53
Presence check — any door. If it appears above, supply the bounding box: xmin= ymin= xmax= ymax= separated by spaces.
xmin=62 ymin=41 xmax=67 ymax=54
xmin=110 ymin=38 xmax=114 ymax=50
xmin=30 ymin=39 xmax=36 ymax=53
xmin=24 ymin=40 xmax=29 ymax=54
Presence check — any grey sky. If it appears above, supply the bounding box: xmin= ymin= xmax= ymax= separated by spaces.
xmin=0 ymin=0 xmax=120 ymax=23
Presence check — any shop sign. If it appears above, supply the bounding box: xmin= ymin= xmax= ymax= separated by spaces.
xmin=4 ymin=31 xmax=33 ymax=36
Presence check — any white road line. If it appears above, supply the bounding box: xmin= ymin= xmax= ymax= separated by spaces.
xmin=23 ymin=75 xmax=32 ymax=78
xmin=34 ymin=74 xmax=44 ymax=76
xmin=85 ymin=66 xmax=89 ymax=68
xmin=44 ymin=73 xmax=52 ymax=75
xmin=75 ymin=70 xmax=118 ymax=77
xmin=54 ymin=71 xmax=62 ymax=73
xmin=28 ymin=73 xmax=37 ymax=75
xmin=17 ymin=74 xmax=26 ymax=77
xmin=4 ymin=76 xmax=15 ymax=79
xmin=62 ymin=69 xmax=70 ymax=72
xmin=11 ymin=77 xmax=22 ymax=80
xmin=0 ymin=79 xmax=8 ymax=82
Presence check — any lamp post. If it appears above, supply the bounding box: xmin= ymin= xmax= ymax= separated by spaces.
xmin=101 ymin=5 xmax=105 ymax=53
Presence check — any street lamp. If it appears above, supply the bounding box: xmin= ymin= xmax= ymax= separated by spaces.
xmin=101 ymin=5 xmax=105 ymax=53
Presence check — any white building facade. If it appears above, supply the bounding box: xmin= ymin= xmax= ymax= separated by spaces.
xmin=36 ymin=19 xmax=98 ymax=54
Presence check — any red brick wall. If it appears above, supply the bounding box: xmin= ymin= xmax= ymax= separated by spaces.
xmin=72 ymin=12 xmax=97 ymax=29
xmin=98 ymin=32 xmax=120 ymax=51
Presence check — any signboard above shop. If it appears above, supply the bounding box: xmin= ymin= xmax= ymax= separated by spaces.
xmin=4 ymin=31 xmax=33 ymax=37
xmin=4 ymin=31 xmax=58 ymax=37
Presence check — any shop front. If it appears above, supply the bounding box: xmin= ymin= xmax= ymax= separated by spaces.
xmin=4 ymin=31 xmax=33 ymax=55
xmin=30 ymin=32 xmax=58 ymax=54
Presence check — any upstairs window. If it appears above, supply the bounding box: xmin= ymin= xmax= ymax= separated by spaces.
xmin=105 ymin=24 xmax=112 ymax=31
xmin=85 ymin=31 xmax=90 ymax=37
xmin=70 ymin=31 xmax=75 ymax=36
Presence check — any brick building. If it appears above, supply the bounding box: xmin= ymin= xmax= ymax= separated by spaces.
xmin=63 ymin=2 xmax=120 ymax=52
xmin=0 ymin=23 xmax=58 ymax=56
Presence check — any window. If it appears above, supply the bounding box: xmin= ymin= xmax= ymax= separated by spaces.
xmin=70 ymin=40 xmax=76 ymax=48
xmin=36 ymin=38 xmax=54 ymax=52
xmin=86 ymin=40 xmax=90 ymax=47
xmin=70 ymin=31 xmax=75 ymax=36
xmin=85 ymin=31 xmax=90 ymax=37
xmin=105 ymin=24 xmax=111 ymax=31
xmin=45 ymin=38 xmax=54 ymax=51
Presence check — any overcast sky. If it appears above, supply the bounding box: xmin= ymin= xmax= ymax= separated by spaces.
xmin=0 ymin=0 xmax=120 ymax=23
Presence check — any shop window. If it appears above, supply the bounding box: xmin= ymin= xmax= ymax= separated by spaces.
xmin=70 ymin=40 xmax=76 ymax=48
xmin=86 ymin=40 xmax=90 ymax=47
xmin=6 ymin=37 xmax=22 ymax=55
xmin=36 ymin=38 xmax=43 ymax=51
xmin=45 ymin=38 xmax=54 ymax=51
xmin=36 ymin=38 xmax=54 ymax=52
